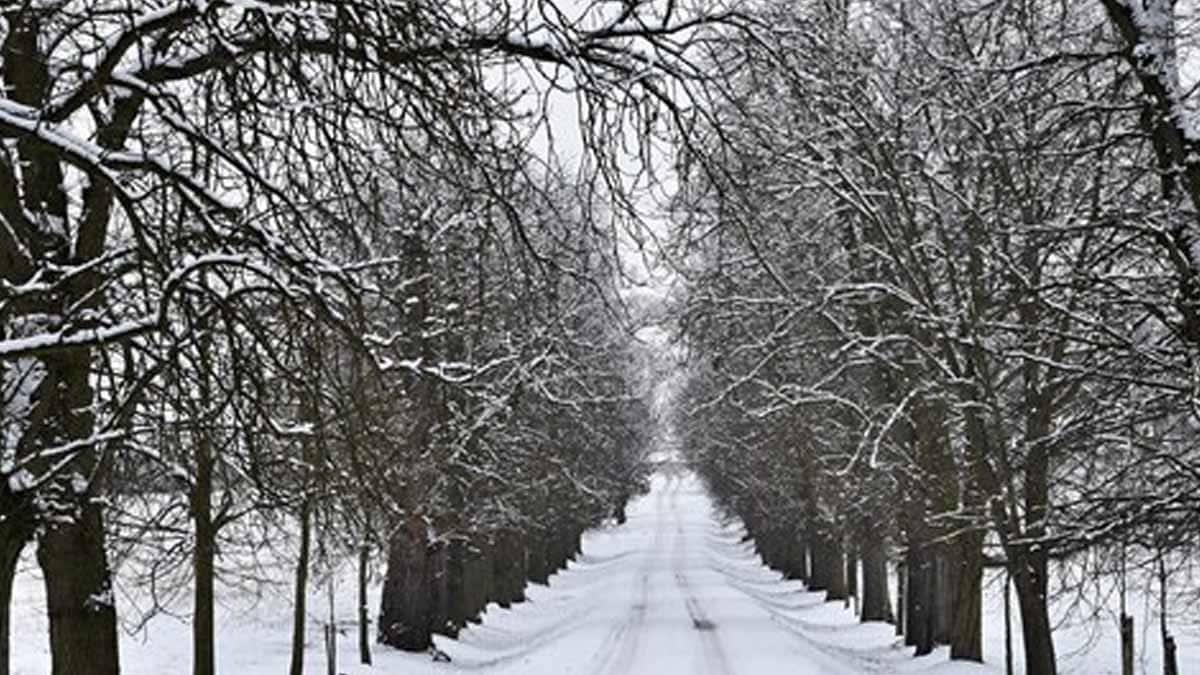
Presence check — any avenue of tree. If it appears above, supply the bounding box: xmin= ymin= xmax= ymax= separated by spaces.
xmin=4 ymin=2 xmax=1200 ymax=675
xmin=672 ymin=2 xmax=1200 ymax=674
xmin=0 ymin=2 xmax=734 ymax=674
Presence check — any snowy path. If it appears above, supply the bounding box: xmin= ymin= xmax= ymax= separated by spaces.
xmin=10 ymin=470 xmax=1194 ymax=673
xmin=433 ymin=470 xmax=864 ymax=674
xmin=13 ymin=469 xmax=978 ymax=674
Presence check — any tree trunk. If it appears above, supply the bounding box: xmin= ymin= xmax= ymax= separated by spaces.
xmin=570 ymin=527 xmax=583 ymax=558
xmin=904 ymin=545 xmax=936 ymax=656
xmin=949 ymin=531 xmax=984 ymax=661
xmin=1013 ymin=379 xmax=1055 ymax=674
xmin=553 ymin=526 xmax=573 ymax=570
xmin=808 ymin=529 xmax=833 ymax=592
xmin=1164 ymin=636 xmax=1179 ymax=675
xmin=358 ymin=544 xmax=371 ymax=665
xmin=34 ymin=353 xmax=118 ymax=675
xmin=192 ymin=418 xmax=216 ymax=675
xmin=526 ymin=532 xmax=550 ymax=585
xmin=38 ymin=499 xmax=119 ymax=675
xmin=1120 ymin=613 xmax=1134 ymax=675
xmin=758 ymin=527 xmax=778 ymax=569
xmin=379 ymin=520 xmax=433 ymax=651
xmin=613 ymin=492 xmax=629 ymax=525
xmin=466 ymin=539 xmax=491 ymax=622
xmin=27 ymin=346 xmax=119 ymax=675
xmin=548 ymin=532 xmax=564 ymax=573
xmin=1012 ymin=556 xmax=1057 ymax=675
xmin=1159 ymin=553 xmax=1179 ymax=675
xmin=845 ymin=546 xmax=858 ymax=611
xmin=192 ymin=489 xmax=216 ymax=675
xmin=861 ymin=535 xmax=890 ymax=622
xmin=441 ymin=537 xmax=466 ymax=636
xmin=0 ymin=520 xmax=31 ymax=675
xmin=783 ymin=530 xmax=807 ymax=582
xmin=827 ymin=534 xmax=848 ymax=602
xmin=933 ymin=550 xmax=956 ymax=644
xmin=289 ymin=501 xmax=312 ymax=675
xmin=492 ymin=530 xmax=525 ymax=607
xmin=428 ymin=540 xmax=450 ymax=637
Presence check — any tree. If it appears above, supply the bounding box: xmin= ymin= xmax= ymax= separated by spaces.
xmin=0 ymin=1 xmax=745 ymax=671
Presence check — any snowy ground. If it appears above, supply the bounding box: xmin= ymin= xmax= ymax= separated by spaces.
xmin=10 ymin=469 xmax=1200 ymax=673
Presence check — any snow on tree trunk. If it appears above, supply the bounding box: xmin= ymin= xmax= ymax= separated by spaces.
xmin=0 ymin=524 xmax=29 ymax=675
xmin=37 ymin=500 xmax=119 ymax=675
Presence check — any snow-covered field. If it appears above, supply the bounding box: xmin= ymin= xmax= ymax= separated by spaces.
xmin=10 ymin=471 xmax=1200 ymax=673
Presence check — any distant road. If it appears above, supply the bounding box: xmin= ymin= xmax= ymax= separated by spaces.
xmin=435 ymin=471 xmax=864 ymax=674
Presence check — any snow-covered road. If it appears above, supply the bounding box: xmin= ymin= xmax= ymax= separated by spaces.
xmin=16 ymin=468 xmax=994 ymax=674
xmin=434 ymin=470 xmax=863 ymax=674
xmin=20 ymin=467 xmax=1197 ymax=674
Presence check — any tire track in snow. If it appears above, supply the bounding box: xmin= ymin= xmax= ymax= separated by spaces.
xmin=584 ymin=565 xmax=650 ymax=675
xmin=702 ymin=524 xmax=891 ymax=674
xmin=584 ymin=473 xmax=678 ymax=675
xmin=669 ymin=476 xmax=732 ymax=675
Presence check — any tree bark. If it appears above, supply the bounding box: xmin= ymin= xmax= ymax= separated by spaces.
xmin=191 ymin=380 xmax=216 ymax=675
xmin=1011 ymin=390 xmax=1056 ymax=674
xmin=826 ymin=534 xmax=848 ymax=602
xmin=933 ymin=550 xmax=956 ymax=645
xmin=428 ymin=540 xmax=450 ymax=637
xmin=379 ymin=519 xmax=433 ymax=651
xmin=808 ymin=529 xmax=833 ymax=592
xmin=37 ymin=499 xmax=119 ymax=675
xmin=526 ymin=532 xmax=550 ymax=585
xmin=467 ymin=538 xmax=492 ymax=622
xmin=783 ymin=530 xmax=808 ymax=582
xmin=860 ymin=535 xmax=890 ymax=622
xmin=613 ymin=492 xmax=630 ymax=525
xmin=289 ymin=500 xmax=312 ymax=675
xmin=34 ymin=351 xmax=119 ymax=675
xmin=904 ymin=545 xmax=936 ymax=656
xmin=949 ymin=531 xmax=984 ymax=661
xmin=1011 ymin=555 xmax=1057 ymax=675
xmin=192 ymin=480 xmax=216 ymax=675
xmin=441 ymin=536 xmax=466 ymax=636
xmin=358 ymin=543 xmax=371 ymax=665
xmin=845 ymin=546 xmax=858 ymax=611
xmin=0 ymin=506 xmax=33 ymax=675
xmin=492 ymin=529 xmax=525 ymax=607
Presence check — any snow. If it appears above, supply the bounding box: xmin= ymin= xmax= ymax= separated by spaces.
xmin=0 ymin=317 xmax=157 ymax=360
xmin=9 ymin=471 xmax=1200 ymax=673
xmin=6 ymin=470 xmax=34 ymax=494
